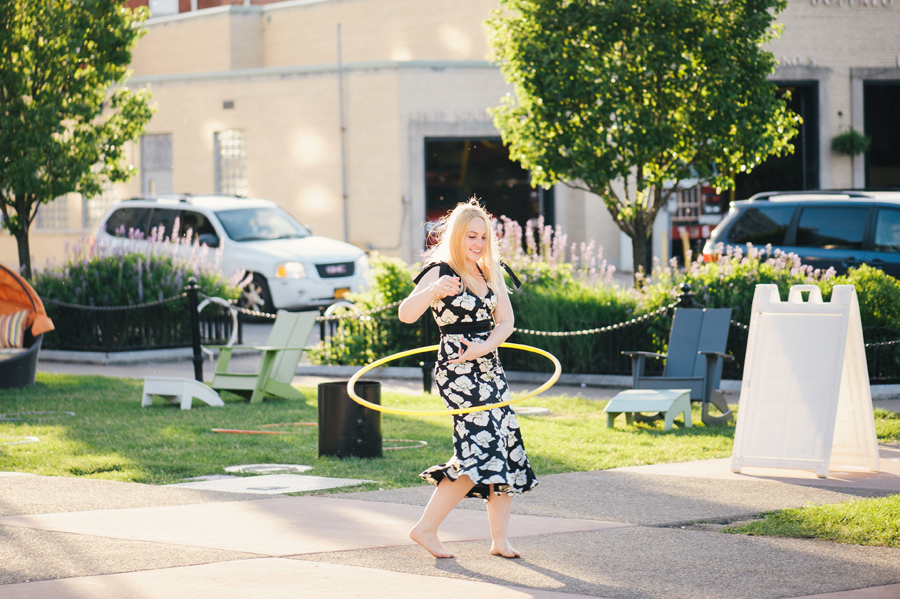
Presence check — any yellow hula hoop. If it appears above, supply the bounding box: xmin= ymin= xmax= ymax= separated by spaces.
xmin=345 ymin=343 xmax=561 ymax=416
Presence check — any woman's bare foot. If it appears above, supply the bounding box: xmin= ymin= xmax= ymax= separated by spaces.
xmin=410 ymin=526 xmax=455 ymax=558
xmin=490 ymin=542 xmax=521 ymax=558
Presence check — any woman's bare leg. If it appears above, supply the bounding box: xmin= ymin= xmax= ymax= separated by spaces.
xmin=486 ymin=488 xmax=520 ymax=558
xmin=409 ymin=474 xmax=474 ymax=558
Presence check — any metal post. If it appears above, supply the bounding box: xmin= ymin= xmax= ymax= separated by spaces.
xmin=186 ymin=278 xmax=203 ymax=382
xmin=678 ymin=283 xmax=694 ymax=308
xmin=338 ymin=23 xmax=349 ymax=243
xmin=420 ymin=315 xmax=434 ymax=394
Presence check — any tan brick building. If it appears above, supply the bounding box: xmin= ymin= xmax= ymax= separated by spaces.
xmin=4 ymin=0 xmax=900 ymax=274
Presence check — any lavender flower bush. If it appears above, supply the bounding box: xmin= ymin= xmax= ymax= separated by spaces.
xmin=33 ymin=221 xmax=246 ymax=307
xmin=638 ymin=242 xmax=900 ymax=333
xmin=310 ymin=223 xmax=900 ymax=377
xmin=496 ymin=215 xmax=618 ymax=287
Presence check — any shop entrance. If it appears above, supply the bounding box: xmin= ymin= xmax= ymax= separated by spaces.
xmin=733 ymin=82 xmax=819 ymax=199
xmin=865 ymin=83 xmax=900 ymax=188
xmin=424 ymin=138 xmax=553 ymax=228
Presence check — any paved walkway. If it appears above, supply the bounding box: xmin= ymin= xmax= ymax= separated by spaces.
xmin=3 ymin=332 xmax=900 ymax=598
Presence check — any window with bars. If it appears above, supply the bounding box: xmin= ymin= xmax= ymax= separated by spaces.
xmin=34 ymin=196 xmax=69 ymax=230
xmin=214 ymin=129 xmax=248 ymax=197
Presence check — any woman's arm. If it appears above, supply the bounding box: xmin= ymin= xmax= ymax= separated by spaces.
xmin=398 ymin=268 xmax=460 ymax=323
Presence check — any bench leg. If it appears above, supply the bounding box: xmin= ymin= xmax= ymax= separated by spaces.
xmin=606 ymin=412 xmax=618 ymax=428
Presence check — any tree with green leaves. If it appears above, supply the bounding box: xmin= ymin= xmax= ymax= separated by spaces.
xmin=487 ymin=0 xmax=799 ymax=283
xmin=0 ymin=0 xmax=154 ymax=279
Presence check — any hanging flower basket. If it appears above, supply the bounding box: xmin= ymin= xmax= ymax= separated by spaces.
xmin=831 ymin=128 xmax=871 ymax=156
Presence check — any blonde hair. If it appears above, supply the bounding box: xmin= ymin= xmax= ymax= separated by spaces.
xmin=425 ymin=197 xmax=505 ymax=294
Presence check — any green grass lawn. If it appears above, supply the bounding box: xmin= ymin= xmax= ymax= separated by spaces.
xmin=2 ymin=373 xmax=899 ymax=547
xmin=0 ymin=373 xmax=738 ymax=488
xmin=725 ymin=494 xmax=900 ymax=548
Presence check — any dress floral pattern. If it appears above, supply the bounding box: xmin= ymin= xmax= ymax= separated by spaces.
xmin=419 ymin=264 xmax=538 ymax=499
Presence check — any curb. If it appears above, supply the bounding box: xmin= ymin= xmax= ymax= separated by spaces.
xmin=39 ymin=348 xmax=900 ymax=398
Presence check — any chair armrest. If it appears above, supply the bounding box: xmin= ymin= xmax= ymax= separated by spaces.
xmin=699 ymin=350 xmax=733 ymax=361
xmin=621 ymin=351 xmax=667 ymax=359
xmin=205 ymin=345 xmax=311 ymax=352
xmin=622 ymin=351 xmax=667 ymax=386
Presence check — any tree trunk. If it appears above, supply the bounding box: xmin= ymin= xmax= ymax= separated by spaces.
xmin=15 ymin=228 xmax=32 ymax=281
xmin=631 ymin=219 xmax=651 ymax=287
xmin=11 ymin=193 xmax=34 ymax=280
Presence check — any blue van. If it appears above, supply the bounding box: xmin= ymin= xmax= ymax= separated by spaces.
xmin=701 ymin=190 xmax=900 ymax=277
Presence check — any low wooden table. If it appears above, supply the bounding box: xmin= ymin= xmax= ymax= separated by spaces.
xmin=604 ymin=388 xmax=692 ymax=432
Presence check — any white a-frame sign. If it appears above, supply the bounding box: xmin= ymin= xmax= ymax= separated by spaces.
xmin=731 ymin=285 xmax=880 ymax=478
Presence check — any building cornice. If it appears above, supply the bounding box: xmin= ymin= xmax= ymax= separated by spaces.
xmin=128 ymin=60 xmax=495 ymax=85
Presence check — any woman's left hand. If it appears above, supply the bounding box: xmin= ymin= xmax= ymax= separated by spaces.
xmin=449 ymin=338 xmax=489 ymax=364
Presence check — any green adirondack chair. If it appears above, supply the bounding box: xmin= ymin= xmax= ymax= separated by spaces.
xmin=622 ymin=307 xmax=734 ymax=425
xmin=209 ymin=310 xmax=318 ymax=403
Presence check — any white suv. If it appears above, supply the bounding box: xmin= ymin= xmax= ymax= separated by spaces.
xmin=93 ymin=195 xmax=369 ymax=313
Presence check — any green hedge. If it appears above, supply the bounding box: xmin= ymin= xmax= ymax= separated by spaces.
xmin=309 ymin=241 xmax=900 ymax=376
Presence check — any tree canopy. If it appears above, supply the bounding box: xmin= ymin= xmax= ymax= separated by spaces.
xmin=0 ymin=0 xmax=154 ymax=279
xmin=487 ymin=0 xmax=800 ymax=281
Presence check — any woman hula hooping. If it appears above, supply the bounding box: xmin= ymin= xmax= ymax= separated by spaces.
xmin=398 ymin=197 xmax=537 ymax=559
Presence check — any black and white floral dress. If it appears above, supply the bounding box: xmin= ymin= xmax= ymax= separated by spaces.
xmin=417 ymin=262 xmax=538 ymax=499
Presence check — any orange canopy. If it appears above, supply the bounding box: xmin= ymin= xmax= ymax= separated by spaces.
xmin=0 ymin=262 xmax=55 ymax=336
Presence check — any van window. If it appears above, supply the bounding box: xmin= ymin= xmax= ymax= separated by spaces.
xmin=795 ymin=206 xmax=868 ymax=249
xmin=726 ymin=205 xmax=795 ymax=245
xmin=104 ymin=207 xmax=151 ymax=239
xmin=873 ymin=208 xmax=900 ymax=254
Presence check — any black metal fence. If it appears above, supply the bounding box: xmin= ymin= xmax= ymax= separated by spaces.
xmin=42 ymin=293 xmax=237 ymax=352
xmin=317 ymin=305 xmax=900 ymax=385
xmin=40 ymin=285 xmax=900 ymax=385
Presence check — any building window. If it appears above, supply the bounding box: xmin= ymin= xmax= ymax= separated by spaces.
xmin=148 ymin=0 xmax=178 ymax=17
xmin=34 ymin=196 xmax=68 ymax=230
xmin=215 ymin=129 xmax=248 ymax=197
xmin=141 ymin=133 xmax=174 ymax=196
xmin=865 ymin=83 xmax=900 ymax=188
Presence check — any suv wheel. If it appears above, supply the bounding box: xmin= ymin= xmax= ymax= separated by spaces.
xmin=240 ymin=274 xmax=275 ymax=316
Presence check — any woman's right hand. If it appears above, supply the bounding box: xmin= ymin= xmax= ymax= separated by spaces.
xmin=399 ymin=273 xmax=459 ymax=323
xmin=429 ymin=275 xmax=461 ymax=299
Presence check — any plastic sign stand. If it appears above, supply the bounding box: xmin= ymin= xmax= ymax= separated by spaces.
xmin=731 ymin=285 xmax=880 ymax=478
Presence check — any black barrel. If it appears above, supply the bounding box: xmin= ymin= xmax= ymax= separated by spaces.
xmin=317 ymin=380 xmax=382 ymax=458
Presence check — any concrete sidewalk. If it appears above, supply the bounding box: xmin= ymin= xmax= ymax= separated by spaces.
xmin=2 ymin=450 xmax=900 ymax=599
xmin=3 ymin=343 xmax=900 ymax=597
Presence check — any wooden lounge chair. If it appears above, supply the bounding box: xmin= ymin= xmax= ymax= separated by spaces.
xmin=208 ymin=310 xmax=317 ymax=403
xmin=622 ymin=307 xmax=734 ymax=425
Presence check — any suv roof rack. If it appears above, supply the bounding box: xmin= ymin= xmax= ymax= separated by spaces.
xmin=747 ymin=190 xmax=876 ymax=201
xmin=125 ymin=194 xmax=196 ymax=203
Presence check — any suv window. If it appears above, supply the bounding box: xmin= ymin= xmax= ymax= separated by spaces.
xmin=148 ymin=208 xmax=180 ymax=240
xmin=794 ymin=206 xmax=869 ymax=249
xmin=726 ymin=205 xmax=795 ymax=245
xmin=179 ymin=210 xmax=219 ymax=245
xmin=873 ymin=208 xmax=900 ymax=254
xmin=104 ymin=207 xmax=151 ymax=238
xmin=215 ymin=207 xmax=310 ymax=241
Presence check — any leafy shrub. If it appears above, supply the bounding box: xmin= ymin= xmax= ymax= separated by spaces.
xmin=33 ymin=236 xmax=242 ymax=306
xmin=307 ymin=253 xmax=421 ymax=366
xmin=826 ymin=265 xmax=900 ymax=330
xmin=506 ymin=281 xmax=642 ymax=374
xmin=639 ymin=243 xmax=836 ymax=324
